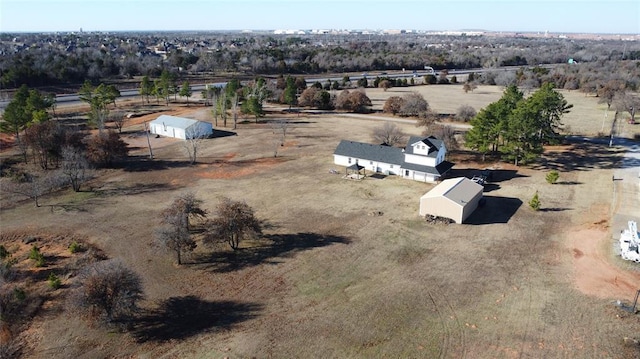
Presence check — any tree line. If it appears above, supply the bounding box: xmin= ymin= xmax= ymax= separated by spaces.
xmin=1 ymin=32 xmax=638 ymax=94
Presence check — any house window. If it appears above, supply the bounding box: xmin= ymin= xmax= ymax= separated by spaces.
xmin=348 ymin=158 xmax=352 ymax=164
xmin=369 ymin=161 xmax=373 ymax=165
xmin=405 ymin=170 xmax=409 ymax=176
xmin=390 ymin=165 xmax=394 ymax=168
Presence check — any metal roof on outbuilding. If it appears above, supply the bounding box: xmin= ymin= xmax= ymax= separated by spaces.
xmin=421 ymin=177 xmax=484 ymax=207
xmin=150 ymin=115 xmax=199 ymax=129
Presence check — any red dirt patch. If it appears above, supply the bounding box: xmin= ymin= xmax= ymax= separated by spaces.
xmin=566 ymin=228 xmax=640 ymax=299
xmin=196 ymin=157 xmax=288 ymax=179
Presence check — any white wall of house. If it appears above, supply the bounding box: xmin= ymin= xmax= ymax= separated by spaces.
xmin=333 ymin=155 xmax=398 ymax=175
xmin=405 ymin=145 xmax=447 ymax=167
xmin=402 ymin=170 xmax=438 ymax=182
xmin=404 ymin=153 xmax=437 ymax=167
xmin=411 ymin=142 xmax=431 ymax=156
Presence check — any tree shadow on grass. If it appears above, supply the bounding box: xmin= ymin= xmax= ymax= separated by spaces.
xmin=540 ymin=207 xmax=572 ymax=212
xmin=132 ymin=296 xmax=261 ymax=343
xmin=94 ymin=182 xmax=177 ymax=196
xmin=210 ymin=129 xmax=237 ymax=138
xmin=121 ymin=157 xmax=194 ymax=172
xmin=466 ymin=196 xmax=522 ymax=225
xmin=197 ymin=233 xmax=350 ymax=273
xmin=534 ymin=140 xmax=629 ymax=172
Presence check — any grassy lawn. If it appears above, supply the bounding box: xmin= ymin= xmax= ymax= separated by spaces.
xmin=1 ymin=84 xmax=639 ymax=358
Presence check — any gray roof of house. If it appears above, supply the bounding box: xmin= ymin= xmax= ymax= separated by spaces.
xmin=334 ymin=137 xmax=454 ymax=175
xmin=334 ymin=140 xmax=404 ymax=165
xmin=402 ymin=160 xmax=454 ymax=175
xmin=405 ymin=136 xmax=445 ymax=158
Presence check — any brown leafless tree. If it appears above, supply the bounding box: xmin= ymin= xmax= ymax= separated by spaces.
xmin=60 ymin=146 xmax=91 ymax=192
xmin=430 ymin=124 xmax=458 ymax=150
xmin=382 ymin=96 xmax=404 ymax=115
xmin=2 ymin=170 xmax=62 ymax=207
xmin=205 ymin=197 xmax=261 ymax=251
xmin=183 ymin=125 xmax=210 ymax=165
xmin=399 ymin=92 xmax=430 ymax=117
xmin=456 ymin=105 xmax=477 ymax=122
xmin=372 ymin=122 xmax=406 ymax=147
xmin=109 ymin=110 xmax=128 ymax=133
xmin=70 ymin=259 xmax=143 ymax=324
xmin=156 ymin=192 xmax=207 ymax=264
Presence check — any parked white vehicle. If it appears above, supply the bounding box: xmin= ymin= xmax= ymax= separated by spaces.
xmin=620 ymin=221 xmax=640 ymax=263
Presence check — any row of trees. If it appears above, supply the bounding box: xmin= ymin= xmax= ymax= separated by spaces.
xmin=2 ymin=31 xmax=638 ymax=91
xmin=1 ymin=84 xmax=129 ymax=206
xmin=157 ymin=193 xmax=261 ymax=265
xmin=465 ymin=84 xmax=572 ymax=165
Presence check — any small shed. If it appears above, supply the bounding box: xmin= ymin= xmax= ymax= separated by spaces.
xmin=149 ymin=115 xmax=213 ymax=140
xmin=419 ymin=177 xmax=483 ymax=224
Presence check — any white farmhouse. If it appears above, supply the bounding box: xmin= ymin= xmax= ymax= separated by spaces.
xmin=149 ymin=115 xmax=213 ymax=140
xmin=333 ymin=136 xmax=454 ymax=182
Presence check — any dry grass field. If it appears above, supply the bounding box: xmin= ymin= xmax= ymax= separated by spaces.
xmin=1 ymin=84 xmax=639 ymax=358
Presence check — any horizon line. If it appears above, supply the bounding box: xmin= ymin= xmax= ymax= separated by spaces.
xmin=1 ymin=29 xmax=638 ymax=36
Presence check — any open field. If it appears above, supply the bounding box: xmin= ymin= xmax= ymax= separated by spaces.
xmin=1 ymin=85 xmax=639 ymax=358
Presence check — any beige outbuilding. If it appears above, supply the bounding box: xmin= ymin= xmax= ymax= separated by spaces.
xmin=419 ymin=177 xmax=483 ymax=224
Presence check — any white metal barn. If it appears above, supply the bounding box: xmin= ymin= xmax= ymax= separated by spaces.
xmin=149 ymin=115 xmax=213 ymax=140
xmin=419 ymin=177 xmax=483 ymax=224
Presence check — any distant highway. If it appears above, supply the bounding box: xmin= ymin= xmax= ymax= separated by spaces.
xmin=0 ymin=65 xmax=557 ymax=111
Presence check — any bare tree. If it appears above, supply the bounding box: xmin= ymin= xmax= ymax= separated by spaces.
xmin=382 ymin=96 xmax=405 ymax=115
xmin=156 ymin=192 xmax=207 ymax=264
xmin=415 ymin=109 xmax=439 ymax=133
xmin=372 ymin=122 xmax=406 ymax=146
xmin=400 ymin=92 xmax=429 ymax=117
xmin=211 ymin=92 xmax=219 ymax=127
xmin=109 ymin=110 xmax=127 ymax=133
xmin=431 ymin=124 xmax=458 ymax=150
xmin=205 ymin=197 xmax=261 ymax=251
xmin=613 ymin=92 xmax=640 ymax=123
xmin=231 ymin=93 xmax=239 ymax=130
xmin=378 ymin=79 xmax=392 ymax=91
xmin=2 ymin=171 xmax=61 ymax=207
xmin=86 ymin=131 xmax=128 ymax=168
xmin=60 ymin=146 xmax=91 ymax=192
xmin=456 ymin=105 xmax=477 ymax=122
xmin=70 ymin=259 xmax=143 ymax=324
xmin=463 ymin=81 xmax=478 ymax=93
xmin=183 ymin=125 xmax=210 ymax=165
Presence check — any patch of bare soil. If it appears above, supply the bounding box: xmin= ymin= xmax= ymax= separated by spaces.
xmin=196 ymin=156 xmax=289 ymax=179
xmin=567 ymin=227 xmax=640 ymax=299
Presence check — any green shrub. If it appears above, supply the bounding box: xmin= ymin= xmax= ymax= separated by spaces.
xmin=48 ymin=273 xmax=61 ymax=289
xmin=29 ymin=245 xmax=45 ymax=267
xmin=529 ymin=191 xmax=541 ymax=211
xmin=546 ymin=170 xmax=559 ymax=184
xmin=69 ymin=241 xmax=82 ymax=254
xmin=0 ymin=245 xmax=8 ymax=260
xmin=13 ymin=288 xmax=26 ymax=302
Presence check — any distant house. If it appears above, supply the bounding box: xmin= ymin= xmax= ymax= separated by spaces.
xmin=333 ymin=136 xmax=454 ymax=182
xmin=149 ymin=115 xmax=213 ymax=140
xmin=419 ymin=177 xmax=483 ymax=224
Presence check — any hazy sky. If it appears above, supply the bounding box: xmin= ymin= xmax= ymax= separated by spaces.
xmin=1 ymin=0 xmax=639 ymax=34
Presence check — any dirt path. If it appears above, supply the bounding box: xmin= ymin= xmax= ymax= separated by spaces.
xmin=566 ymin=129 xmax=640 ymax=300
xmin=567 ymin=228 xmax=640 ymax=299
